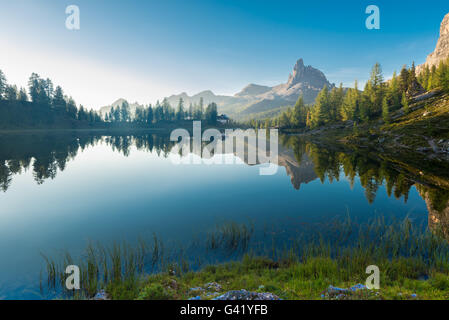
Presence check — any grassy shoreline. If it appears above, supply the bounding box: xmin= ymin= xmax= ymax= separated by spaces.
xmin=42 ymin=217 xmax=449 ymax=300
xmin=120 ymin=255 xmax=449 ymax=300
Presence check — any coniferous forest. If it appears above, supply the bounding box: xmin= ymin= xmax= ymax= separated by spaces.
xmin=0 ymin=70 xmax=219 ymax=129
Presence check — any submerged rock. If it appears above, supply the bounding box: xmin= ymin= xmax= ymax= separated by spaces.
xmin=350 ymin=284 xmax=367 ymax=291
xmin=322 ymin=284 xmax=367 ymax=300
xmin=189 ymin=287 xmax=205 ymax=293
xmin=92 ymin=290 xmax=109 ymax=300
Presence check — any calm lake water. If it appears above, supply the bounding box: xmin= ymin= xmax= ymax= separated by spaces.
xmin=0 ymin=131 xmax=448 ymax=299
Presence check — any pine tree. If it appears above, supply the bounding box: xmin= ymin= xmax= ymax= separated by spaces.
xmin=430 ymin=65 xmax=438 ymax=89
xmin=5 ymin=85 xmax=18 ymax=101
xmin=176 ymin=98 xmax=185 ymax=121
xmin=291 ymin=95 xmax=305 ymax=127
xmin=279 ymin=111 xmax=290 ymax=128
xmin=399 ymin=65 xmax=409 ymax=93
xmin=401 ymin=92 xmax=409 ymax=114
xmin=0 ymin=70 xmax=7 ymax=100
xmin=205 ymin=102 xmax=218 ymax=124
xmin=408 ymin=62 xmax=417 ymax=89
xmin=311 ymin=86 xmax=330 ymax=127
xmin=28 ymin=73 xmax=40 ymax=103
xmin=341 ymin=81 xmax=360 ymax=121
xmin=387 ymin=71 xmax=401 ymax=110
xmin=120 ymin=102 xmax=130 ymax=122
xmin=382 ymin=96 xmax=390 ymax=123
xmin=188 ymin=103 xmax=193 ymax=120
xmin=329 ymin=84 xmax=344 ymax=122
xmin=52 ymin=86 xmax=66 ymax=109
xmin=366 ymin=62 xmax=385 ymax=117
xmin=437 ymin=59 xmax=449 ymax=91
xmin=66 ymin=97 xmax=78 ymax=119
xmin=306 ymin=110 xmax=312 ymax=128
xmin=18 ymin=87 xmax=28 ymax=101
xmin=423 ymin=65 xmax=431 ymax=90
xmin=360 ymin=82 xmax=373 ymax=121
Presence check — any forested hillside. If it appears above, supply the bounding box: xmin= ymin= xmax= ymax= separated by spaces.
xmin=0 ymin=70 xmax=103 ymax=129
xmin=249 ymin=58 xmax=449 ymax=131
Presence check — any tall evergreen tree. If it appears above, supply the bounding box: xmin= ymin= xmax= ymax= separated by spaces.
xmin=205 ymin=102 xmax=218 ymax=124
xmin=0 ymin=70 xmax=7 ymax=100
xmin=437 ymin=60 xmax=449 ymax=91
xmin=387 ymin=71 xmax=401 ymax=110
xmin=329 ymin=83 xmax=344 ymax=122
xmin=120 ymin=101 xmax=130 ymax=122
xmin=176 ymin=97 xmax=185 ymax=121
xmin=18 ymin=87 xmax=28 ymax=102
xmin=399 ymin=65 xmax=409 ymax=93
xmin=311 ymin=86 xmax=330 ymax=127
xmin=66 ymin=97 xmax=78 ymax=119
xmin=188 ymin=103 xmax=193 ymax=119
xmin=341 ymin=81 xmax=360 ymax=121
xmin=5 ymin=85 xmax=18 ymax=101
xmin=291 ymin=95 xmax=306 ymax=127
xmin=401 ymin=92 xmax=409 ymax=114
xmin=28 ymin=73 xmax=40 ymax=103
xmin=52 ymin=86 xmax=66 ymax=109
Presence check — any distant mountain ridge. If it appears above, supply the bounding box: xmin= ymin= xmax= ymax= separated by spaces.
xmin=99 ymin=98 xmax=144 ymax=117
xmin=99 ymin=59 xmax=334 ymax=120
xmin=166 ymin=58 xmax=334 ymax=120
xmin=235 ymin=84 xmax=272 ymax=98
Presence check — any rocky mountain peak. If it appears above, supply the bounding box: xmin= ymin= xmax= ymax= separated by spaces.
xmin=286 ymin=58 xmax=331 ymax=89
xmin=292 ymin=58 xmax=305 ymax=75
xmin=440 ymin=12 xmax=449 ymax=36
xmin=418 ymin=12 xmax=449 ymax=73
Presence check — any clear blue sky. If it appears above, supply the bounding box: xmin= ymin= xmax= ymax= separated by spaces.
xmin=1 ymin=0 xmax=449 ymax=108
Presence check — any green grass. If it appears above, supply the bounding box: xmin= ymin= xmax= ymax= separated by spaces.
xmin=133 ymin=255 xmax=449 ymax=300
xmin=41 ymin=217 xmax=449 ymax=300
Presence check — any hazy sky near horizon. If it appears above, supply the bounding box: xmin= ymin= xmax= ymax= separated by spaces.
xmin=1 ymin=0 xmax=449 ymax=109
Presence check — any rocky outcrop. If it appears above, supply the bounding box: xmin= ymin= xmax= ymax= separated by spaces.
xmin=417 ymin=12 xmax=449 ymax=73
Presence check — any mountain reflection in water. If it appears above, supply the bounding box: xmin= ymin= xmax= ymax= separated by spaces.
xmin=0 ymin=131 xmax=448 ymax=239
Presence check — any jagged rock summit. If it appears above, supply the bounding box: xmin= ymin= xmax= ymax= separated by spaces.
xmin=287 ymin=58 xmax=331 ymax=89
xmin=263 ymin=58 xmax=333 ymax=103
xmin=418 ymin=12 xmax=449 ymax=73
